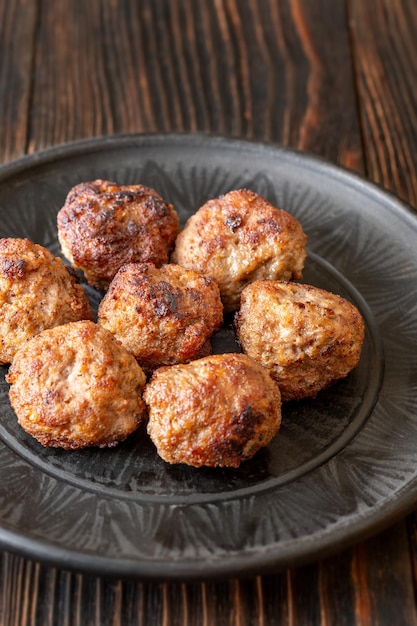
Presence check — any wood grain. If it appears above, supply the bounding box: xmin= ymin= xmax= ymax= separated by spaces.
xmin=0 ymin=0 xmax=38 ymax=162
xmin=26 ymin=0 xmax=363 ymax=171
xmin=1 ymin=0 xmax=417 ymax=625
xmin=350 ymin=525 xmax=417 ymax=626
xmin=348 ymin=0 xmax=417 ymax=206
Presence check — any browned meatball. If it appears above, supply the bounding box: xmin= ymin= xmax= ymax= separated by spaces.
xmin=172 ymin=188 xmax=307 ymax=312
xmin=144 ymin=353 xmax=282 ymax=468
xmin=97 ymin=262 xmax=223 ymax=373
xmin=6 ymin=320 xmax=147 ymax=449
xmin=57 ymin=179 xmax=180 ymax=290
xmin=235 ymin=280 xmax=365 ymax=402
xmin=0 ymin=238 xmax=92 ymax=364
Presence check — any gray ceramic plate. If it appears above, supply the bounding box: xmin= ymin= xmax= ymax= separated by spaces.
xmin=0 ymin=134 xmax=416 ymax=580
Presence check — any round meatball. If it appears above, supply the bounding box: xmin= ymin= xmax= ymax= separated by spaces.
xmin=144 ymin=353 xmax=282 ymax=468
xmin=0 ymin=238 xmax=92 ymax=364
xmin=98 ymin=262 xmax=223 ymax=373
xmin=172 ymin=188 xmax=307 ymax=312
xmin=57 ymin=179 xmax=180 ymax=290
xmin=235 ymin=280 xmax=365 ymax=402
xmin=6 ymin=320 xmax=147 ymax=449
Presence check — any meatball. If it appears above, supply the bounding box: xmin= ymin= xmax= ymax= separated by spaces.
xmin=235 ymin=280 xmax=365 ymax=402
xmin=57 ymin=179 xmax=180 ymax=290
xmin=144 ymin=353 xmax=282 ymax=468
xmin=6 ymin=321 xmax=147 ymax=449
xmin=98 ymin=262 xmax=223 ymax=373
xmin=172 ymin=188 xmax=307 ymax=312
xmin=0 ymin=238 xmax=92 ymax=364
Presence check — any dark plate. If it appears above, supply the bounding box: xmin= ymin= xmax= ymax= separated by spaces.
xmin=0 ymin=134 xmax=416 ymax=580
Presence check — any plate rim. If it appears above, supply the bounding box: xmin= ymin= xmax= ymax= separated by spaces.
xmin=1 ymin=131 xmax=416 ymax=220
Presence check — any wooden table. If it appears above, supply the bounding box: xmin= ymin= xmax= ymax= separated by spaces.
xmin=1 ymin=0 xmax=417 ymax=623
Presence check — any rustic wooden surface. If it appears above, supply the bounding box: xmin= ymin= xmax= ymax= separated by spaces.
xmin=1 ymin=0 xmax=417 ymax=624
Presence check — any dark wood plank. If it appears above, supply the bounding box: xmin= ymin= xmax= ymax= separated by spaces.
xmin=351 ymin=524 xmax=417 ymax=626
xmin=407 ymin=514 xmax=417 ymax=619
xmin=281 ymin=561 xmax=350 ymax=626
xmin=27 ymin=0 xmax=363 ymax=171
xmin=348 ymin=0 xmax=417 ymax=206
xmin=0 ymin=563 xmax=291 ymax=626
xmin=286 ymin=524 xmax=417 ymax=626
xmin=0 ymin=0 xmax=38 ymax=162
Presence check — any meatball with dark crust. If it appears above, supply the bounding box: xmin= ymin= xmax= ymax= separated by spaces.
xmin=144 ymin=353 xmax=282 ymax=468
xmin=235 ymin=280 xmax=365 ymax=402
xmin=57 ymin=179 xmax=180 ymax=290
xmin=6 ymin=320 xmax=147 ymax=449
xmin=0 ymin=238 xmax=92 ymax=364
xmin=98 ymin=262 xmax=223 ymax=374
xmin=172 ymin=188 xmax=307 ymax=312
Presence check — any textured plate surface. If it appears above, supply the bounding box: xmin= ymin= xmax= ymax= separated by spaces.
xmin=0 ymin=134 xmax=416 ymax=580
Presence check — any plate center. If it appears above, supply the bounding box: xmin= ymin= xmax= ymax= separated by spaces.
xmin=0 ymin=252 xmax=383 ymax=503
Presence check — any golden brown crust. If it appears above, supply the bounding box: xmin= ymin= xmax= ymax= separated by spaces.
xmin=7 ymin=320 xmax=147 ymax=449
xmin=0 ymin=238 xmax=93 ymax=364
xmin=98 ymin=262 xmax=223 ymax=373
xmin=57 ymin=179 xmax=179 ymax=290
xmin=235 ymin=280 xmax=365 ymax=401
xmin=144 ymin=353 xmax=281 ymax=468
xmin=172 ymin=188 xmax=307 ymax=312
